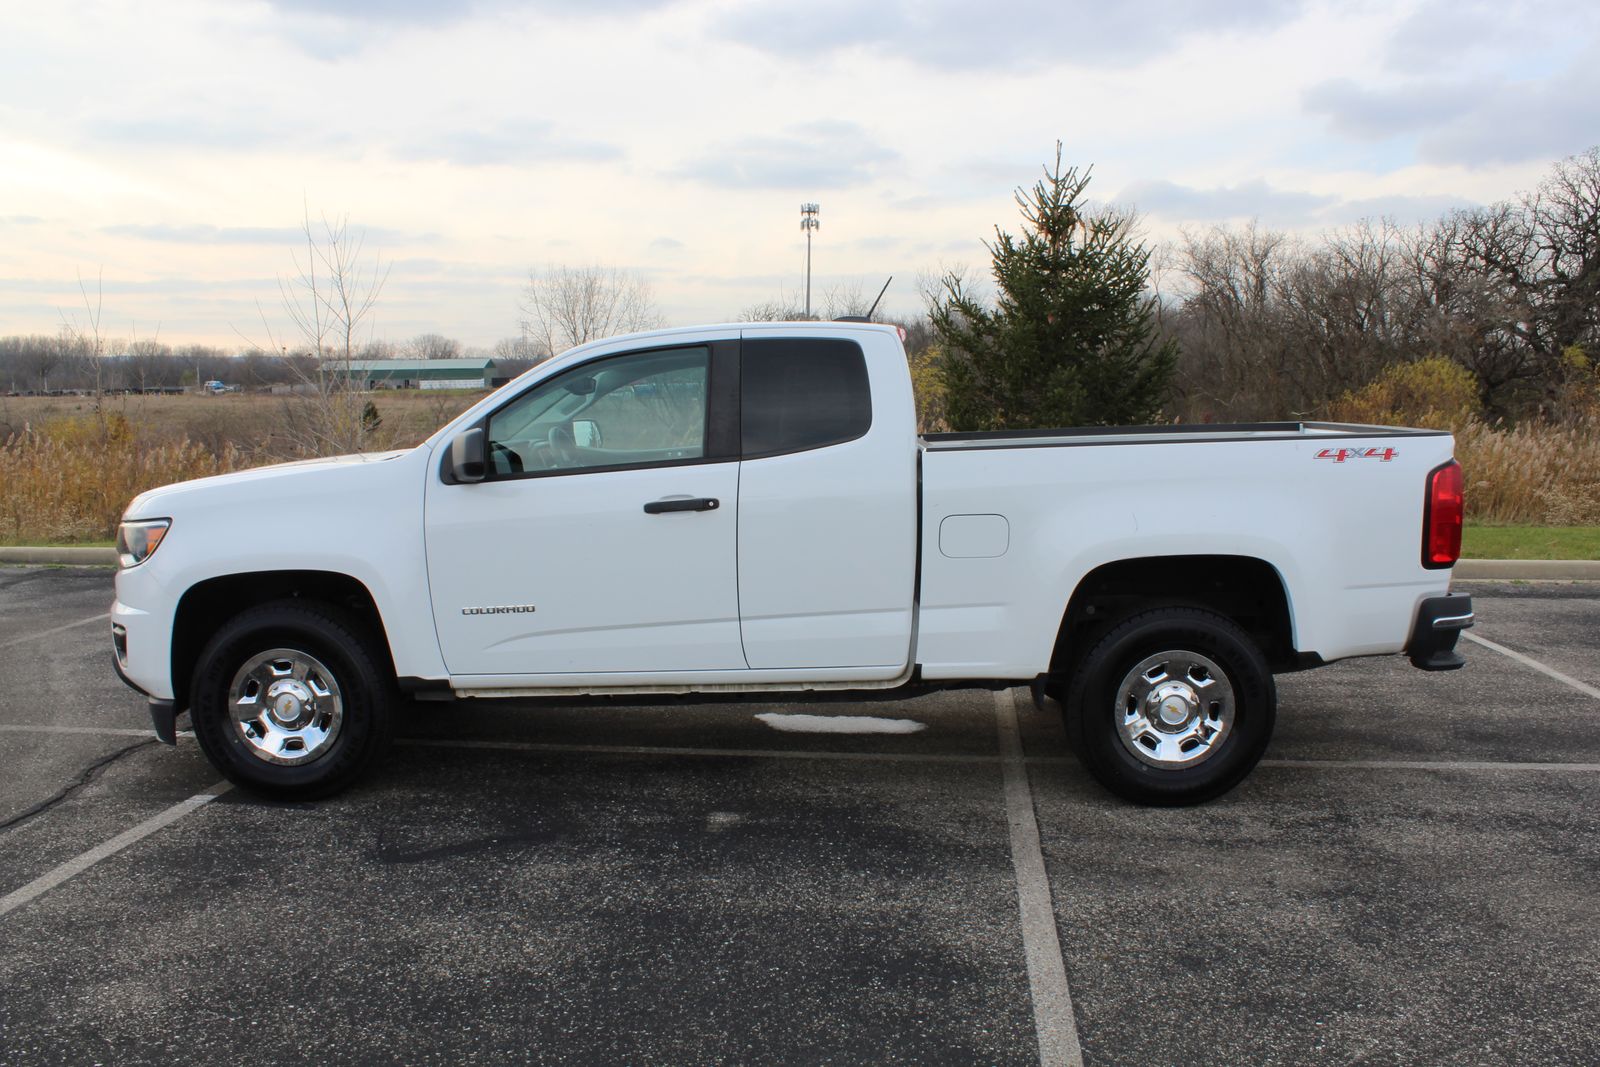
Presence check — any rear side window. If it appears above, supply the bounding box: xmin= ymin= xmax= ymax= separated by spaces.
xmin=741 ymin=338 xmax=871 ymax=457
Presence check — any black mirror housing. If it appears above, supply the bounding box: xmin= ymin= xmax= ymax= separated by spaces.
xmin=450 ymin=428 xmax=487 ymax=483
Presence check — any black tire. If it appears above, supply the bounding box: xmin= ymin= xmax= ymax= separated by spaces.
xmin=190 ymin=600 xmax=393 ymax=800
xmin=1065 ymin=607 xmax=1274 ymax=806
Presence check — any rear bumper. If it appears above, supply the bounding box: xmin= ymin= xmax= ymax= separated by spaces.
xmin=1406 ymin=593 xmax=1474 ymax=671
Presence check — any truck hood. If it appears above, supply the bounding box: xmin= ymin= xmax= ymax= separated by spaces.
xmin=125 ymin=449 xmax=414 ymax=517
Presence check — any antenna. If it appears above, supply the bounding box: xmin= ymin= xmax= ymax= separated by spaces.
xmin=866 ymin=275 xmax=892 ymax=319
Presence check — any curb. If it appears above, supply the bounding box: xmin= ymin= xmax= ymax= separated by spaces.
xmin=1454 ymin=558 xmax=1600 ymax=581
xmin=0 ymin=547 xmax=118 ymax=566
xmin=2 ymin=546 xmax=1597 ymax=580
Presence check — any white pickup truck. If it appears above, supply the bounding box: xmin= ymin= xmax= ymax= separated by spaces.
xmin=111 ymin=322 xmax=1472 ymax=805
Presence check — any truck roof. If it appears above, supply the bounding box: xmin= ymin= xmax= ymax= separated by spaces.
xmin=559 ymin=320 xmax=897 ymax=355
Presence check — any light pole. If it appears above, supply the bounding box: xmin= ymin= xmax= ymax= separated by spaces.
xmin=800 ymin=203 xmax=820 ymax=318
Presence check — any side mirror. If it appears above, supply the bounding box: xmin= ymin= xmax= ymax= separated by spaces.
xmin=450 ymin=427 xmax=486 ymax=483
xmin=573 ymin=419 xmax=602 ymax=448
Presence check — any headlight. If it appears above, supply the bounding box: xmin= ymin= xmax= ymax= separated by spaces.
xmin=116 ymin=519 xmax=171 ymax=569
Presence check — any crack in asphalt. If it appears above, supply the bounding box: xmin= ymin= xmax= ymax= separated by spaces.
xmin=0 ymin=740 xmax=158 ymax=833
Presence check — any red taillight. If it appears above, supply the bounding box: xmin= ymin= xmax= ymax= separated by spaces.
xmin=1423 ymin=460 xmax=1463 ymax=568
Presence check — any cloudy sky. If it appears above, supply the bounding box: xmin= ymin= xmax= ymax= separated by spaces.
xmin=2 ymin=0 xmax=1597 ymax=350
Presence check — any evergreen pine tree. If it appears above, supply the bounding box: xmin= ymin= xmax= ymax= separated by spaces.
xmin=930 ymin=145 xmax=1177 ymax=430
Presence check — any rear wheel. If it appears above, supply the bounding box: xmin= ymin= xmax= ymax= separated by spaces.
xmin=190 ymin=601 xmax=393 ymax=800
xmin=1066 ymin=607 xmax=1274 ymax=805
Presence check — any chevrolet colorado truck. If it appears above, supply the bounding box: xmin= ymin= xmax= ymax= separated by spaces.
xmin=111 ymin=322 xmax=1472 ymax=805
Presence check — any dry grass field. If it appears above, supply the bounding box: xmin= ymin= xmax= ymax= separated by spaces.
xmin=0 ymin=391 xmax=488 ymax=544
xmin=2 ymin=388 xmax=1598 ymax=544
xmin=0 ymin=390 xmax=489 ymax=458
xmin=1454 ymin=416 xmax=1600 ymax=526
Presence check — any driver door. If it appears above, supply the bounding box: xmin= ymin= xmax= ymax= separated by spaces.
xmin=424 ymin=339 xmax=747 ymax=678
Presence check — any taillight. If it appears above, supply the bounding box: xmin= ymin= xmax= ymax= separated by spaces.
xmin=1423 ymin=460 xmax=1463 ymax=568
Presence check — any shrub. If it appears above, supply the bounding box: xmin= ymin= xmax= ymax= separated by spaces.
xmin=1327 ymin=356 xmax=1482 ymax=431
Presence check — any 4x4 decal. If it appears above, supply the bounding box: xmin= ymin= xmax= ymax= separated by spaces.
xmin=1316 ymin=447 xmax=1397 ymax=463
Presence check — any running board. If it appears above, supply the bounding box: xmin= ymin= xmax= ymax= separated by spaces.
xmin=452 ymin=668 xmax=916 ymax=700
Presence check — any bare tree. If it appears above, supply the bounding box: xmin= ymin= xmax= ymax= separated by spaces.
xmin=1172 ymin=218 xmax=1470 ymax=419
xmin=123 ymin=338 xmax=170 ymax=394
xmin=737 ymin=295 xmax=805 ymax=322
xmin=56 ymin=269 xmax=111 ymax=398
xmin=1446 ymin=147 xmax=1600 ymax=412
xmin=404 ymin=333 xmax=462 ymax=360
xmin=738 ymin=280 xmax=872 ymax=322
xmin=492 ymin=335 xmax=546 ymax=363
xmin=518 ymin=265 xmax=664 ymax=356
xmin=1169 ymin=222 xmax=1299 ymax=418
xmin=819 ymin=280 xmax=872 ymax=319
xmin=278 ymin=210 xmax=389 ymax=364
xmin=239 ymin=207 xmax=393 ymax=456
xmin=26 ymin=336 xmax=63 ymax=395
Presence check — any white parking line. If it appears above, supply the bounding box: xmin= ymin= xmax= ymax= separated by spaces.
xmin=994 ymin=689 xmax=1084 ymax=1067
xmin=0 ymin=612 xmax=109 ymax=652
xmin=1464 ymin=631 xmax=1600 ymax=701
xmin=1262 ymin=758 xmax=1600 ymax=771
xmin=0 ymin=725 xmax=193 ymax=738
xmin=754 ymin=712 xmax=927 ymax=734
xmin=0 ymin=781 xmax=231 ymax=919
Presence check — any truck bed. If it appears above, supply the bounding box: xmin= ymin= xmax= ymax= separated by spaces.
xmin=914 ymin=419 xmax=1458 ymax=679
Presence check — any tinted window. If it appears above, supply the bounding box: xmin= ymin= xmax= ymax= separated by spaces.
xmin=741 ymin=339 xmax=871 ymax=456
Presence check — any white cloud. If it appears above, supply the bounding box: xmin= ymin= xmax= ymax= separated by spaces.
xmin=672 ymin=121 xmax=901 ymax=190
xmin=1118 ymin=179 xmax=1336 ymax=225
xmin=393 ymin=121 xmax=622 ymax=166
xmin=0 ymin=0 xmax=1590 ymax=346
xmin=1303 ymin=1 xmax=1600 ymax=167
xmin=1305 ymin=58 xmax=1600 ymax=166
xmin=716 ymin=0 xmax=1309 ymax=71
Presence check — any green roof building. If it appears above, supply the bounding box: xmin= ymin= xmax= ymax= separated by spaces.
xmin=333 ymin=359 xmax=501 ymax=390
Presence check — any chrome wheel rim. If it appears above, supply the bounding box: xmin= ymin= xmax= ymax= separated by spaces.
xmin=228 ymin=648 xmax=344 ymax=766
xmin=1114 ymin=650 xmax=1235 ymax=769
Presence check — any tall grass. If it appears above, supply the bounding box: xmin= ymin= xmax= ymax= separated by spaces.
xmin=0 ymin=413 xmax=245 ymax=543
xmin=1455 ymin=416 xmax=1600 ymax=525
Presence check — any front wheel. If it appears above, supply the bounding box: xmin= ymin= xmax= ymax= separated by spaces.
xmin=190 ymin=601 xmax=393 ymax=800
xmin=1066 ymin=607 xmax=1275 ymax=806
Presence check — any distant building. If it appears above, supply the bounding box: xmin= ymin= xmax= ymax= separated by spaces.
xmin=330 ymin=359 xmax=502 ymax=390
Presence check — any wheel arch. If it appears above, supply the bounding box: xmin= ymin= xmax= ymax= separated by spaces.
xmin=171 ymin=570 xmax=393 ymax=710
xmin=1050 ymin=554 xmax=1300 ymax=677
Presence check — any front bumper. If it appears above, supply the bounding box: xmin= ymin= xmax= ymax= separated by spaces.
xmin=1406 ymin=593 xmax=1474 ymax=671
xmin=111 ymin=645 xmax=179 ymax=745
xmin=112 ymin=557 xmax=178 ymax=702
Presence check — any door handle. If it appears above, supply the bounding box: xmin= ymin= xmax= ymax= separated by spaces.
xmin=643 ymin=497 xmax=720 ymax=514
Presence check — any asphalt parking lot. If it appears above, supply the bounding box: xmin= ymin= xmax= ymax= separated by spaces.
xmin=1 ymin=567 xmax=1597 ymax=1066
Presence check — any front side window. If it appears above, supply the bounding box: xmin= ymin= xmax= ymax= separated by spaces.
xmin=486 ymin=346 xmax=709 ymax=476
